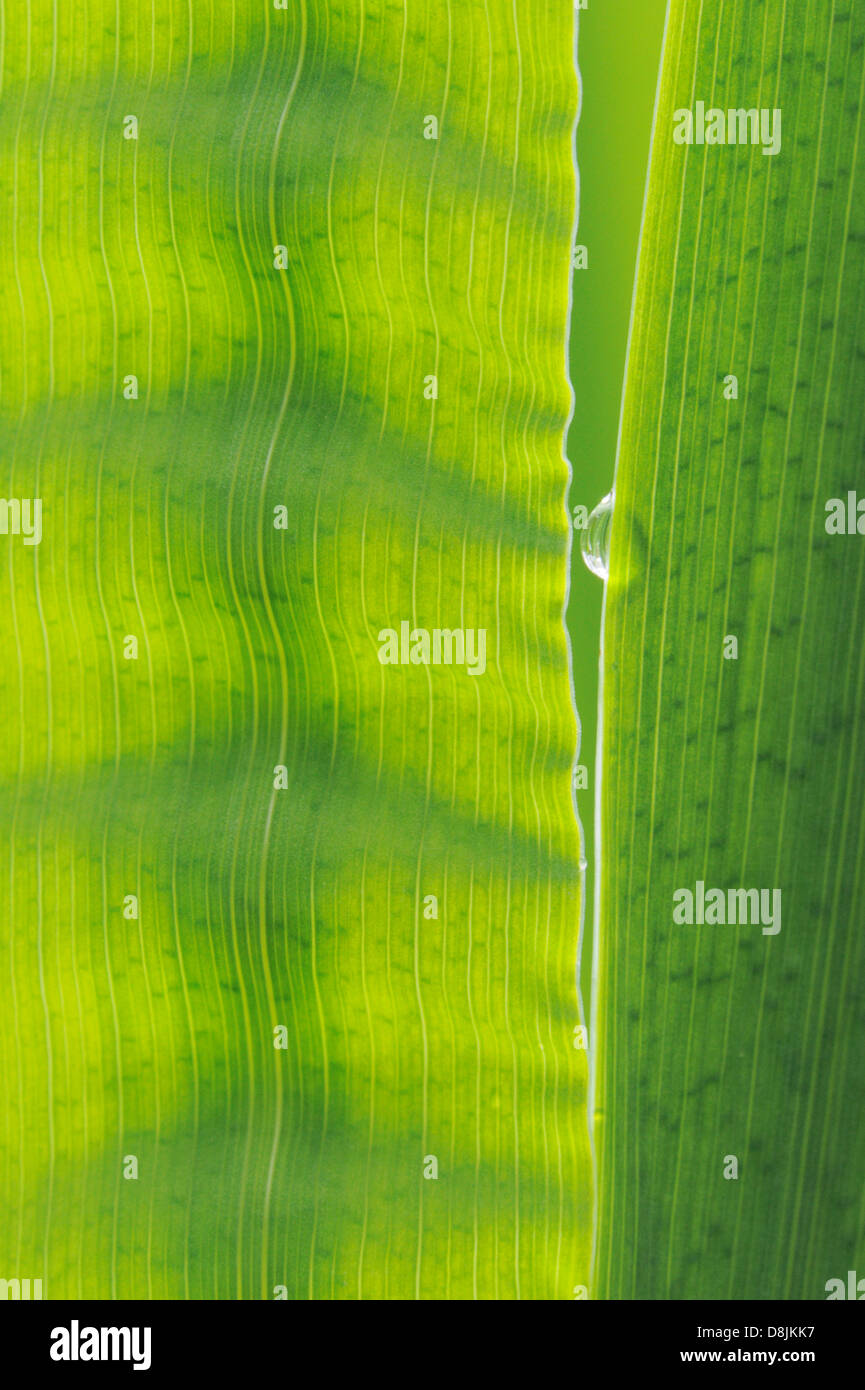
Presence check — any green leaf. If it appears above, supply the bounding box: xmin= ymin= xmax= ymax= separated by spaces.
xmin=0 ymin=2 xmax=590 ymax=1298
xmin=595 ymin=0 xmax=865 ymax=1299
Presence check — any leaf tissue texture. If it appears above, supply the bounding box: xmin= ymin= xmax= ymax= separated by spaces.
xmin=596 ymin=0 xmax=865 ymax=1299
xmin=0 ymin=3 xmax=590 ymax=1297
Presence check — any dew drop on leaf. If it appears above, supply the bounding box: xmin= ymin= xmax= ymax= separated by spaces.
xmin=580 ymin=491 xmax=613 ymax=580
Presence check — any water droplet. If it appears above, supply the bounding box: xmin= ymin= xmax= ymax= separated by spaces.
xmin=580 ymin=491 xmax=613 ymax=580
